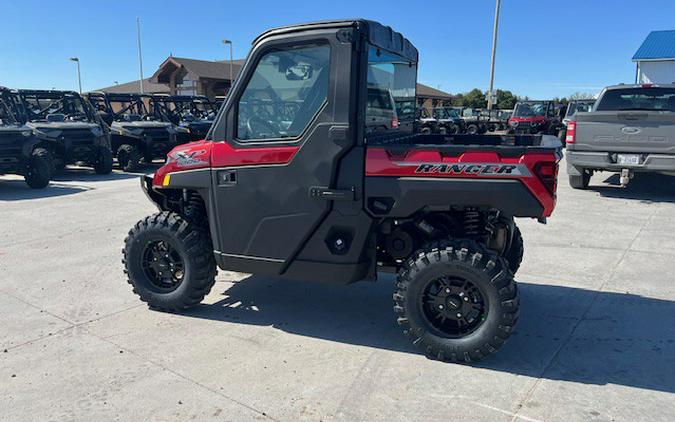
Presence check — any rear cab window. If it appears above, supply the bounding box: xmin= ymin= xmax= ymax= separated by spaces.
xmin=365 ymin=45 xmax=417 ymax=138
xmin=596 ymin=88 xmax=675 ymax=111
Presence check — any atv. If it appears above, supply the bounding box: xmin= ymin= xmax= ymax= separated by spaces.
xmin=123 ymin=19 xmax=561 ymax=363
xmin=432 ymin=107 xmax=465 ymax=134
xmin=414 ymin=108 xmax=438 ymax=134
xmin=0 ymin=87 xmax=52 ymax=188
xmin=87 ymin=92 xmax=178 ymax=172
xmin=12 ymin=90 xmax=113 ymax=175
xmin=151 ymin=95 xmax=217 ymax=143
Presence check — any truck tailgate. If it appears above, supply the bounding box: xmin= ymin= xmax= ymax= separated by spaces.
xmin=574 ymin=111 xmax=675 ymax=154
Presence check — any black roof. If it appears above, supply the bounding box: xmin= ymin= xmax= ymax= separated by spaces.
xmin=254 ymin=19 xmax=418 ymax=62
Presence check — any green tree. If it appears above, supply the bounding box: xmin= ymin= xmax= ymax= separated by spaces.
xmin=463 ymin=88 xmax=487 ymax=108
xmin=496 ymin=89 xmax=517 ymax=109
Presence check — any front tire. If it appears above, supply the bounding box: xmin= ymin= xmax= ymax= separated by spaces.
xmin=117 ymin=144 xmax=142 ymax=172
xmin=93 ymin=147 xmax=114 ymax=175
xmin=123 ymin=212 xmax=217 ymax=311
xmin=466 ymin=124 xmax=479 ymax=135
xmin=394 ymin=240 xmax=519 ymax=363
xmin=24 ymin=148 xmax=52 ymax=189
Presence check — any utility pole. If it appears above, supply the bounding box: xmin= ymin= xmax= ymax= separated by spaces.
xmin=222 ymin=39 xmax=234 ymax=92
xmin=137 ymin=17 xmax=145 ymax=94
xmin=487 ymin=0 xmax=501 ymax=110
xmin=69 ymin=57 xmax=82 ymax=94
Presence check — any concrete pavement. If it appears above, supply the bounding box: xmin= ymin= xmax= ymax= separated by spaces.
xmin=1 ymin=161 xmax=674 ymax=421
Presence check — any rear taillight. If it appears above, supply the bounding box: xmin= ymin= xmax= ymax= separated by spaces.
xmin=534 ymin=161 xmax=559 ymax=195
xmin=565 ymin=121 xmax=576 ymax=144
xmin=392 ymin=117 xmax=399 ymax=129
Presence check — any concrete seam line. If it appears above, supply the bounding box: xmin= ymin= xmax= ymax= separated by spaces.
xmin=509 ymin=210 xmax=657 ymax=421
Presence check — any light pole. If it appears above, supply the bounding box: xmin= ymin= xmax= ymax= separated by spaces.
xmin=69 ymin=57 xmax=82 ymax=94
xmin=137 ymin=17 xmax=145 ymax=94
xmin=222 ymin=39 xmax=234 ymax=92
xmin=487 ymin=0 xmax=501 ymax=110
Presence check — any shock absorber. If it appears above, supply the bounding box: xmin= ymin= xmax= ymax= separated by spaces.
xmin=463 ymin=209 xmax=482 ymax=239
xmin=183 ymin=192 xmax=207 ymax=228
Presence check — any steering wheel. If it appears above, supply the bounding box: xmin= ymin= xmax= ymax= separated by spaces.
xmin=246 ymin=116 xmax=277 ymax=139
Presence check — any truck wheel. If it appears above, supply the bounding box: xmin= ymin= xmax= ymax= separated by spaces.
xmin=420 ymin=127 xmax=431 ymax=135
xmin=466 ymin=124 xmax=479 ymax=135
xmin=123 ymin=212 xmax=217 ymax=311
xmin=569 ymin=171 xmax=591 ymax=189
xmin=394 ymin=239 xmax=519 ymax=363
xmin=93 ymin=147 xmax=114 ymax=175
xmin=24 ymin=148 xmax=52 ymax=189
xmin=502 ymin=224 xmax=524 ymax=274
xmin=117 ymin=144 xmax=142 ymax=172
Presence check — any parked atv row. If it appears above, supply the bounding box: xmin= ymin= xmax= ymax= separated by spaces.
xmin=0 ymin=88 xmax=221 ymax=188
xmin=415 ymin=106 xmax=512 ymax=135
xmin=0 ymin=87 xmax=112 ymax=189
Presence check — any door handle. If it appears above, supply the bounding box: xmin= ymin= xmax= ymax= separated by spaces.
xmin=218 ymin=170 xmax=237 ymax=186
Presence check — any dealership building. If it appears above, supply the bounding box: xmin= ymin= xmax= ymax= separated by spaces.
xmin=633 ymin=30 xmax=675 ymax=84
xmin=97 ymin=55 xmax=454 ymax=108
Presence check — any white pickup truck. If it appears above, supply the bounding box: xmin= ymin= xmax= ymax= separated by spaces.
xmin=566 ymin=84 xmax=675 ymax=188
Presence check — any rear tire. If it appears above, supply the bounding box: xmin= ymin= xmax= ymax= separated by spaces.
xmin=123 ymin=212 xmax=217 ymax=311
xmin=24 ymin=148 xmax=52 ymax=189
xmin=117 ymin=144 xmax=142 ymax=172
xmin=93 ymin=147 xmax=114 ymax=175
xmin=466 ymin=124 xmax=479 ymax=135
xmin=420 ymin=127 xmax=432 ymax=135
xmin=394 ymin=239 xmax=519 ymax=363
xmin=502 ymin=224 xmax=524 ymax=274
xmin=569 ymin=171 xmax=591 ymax=189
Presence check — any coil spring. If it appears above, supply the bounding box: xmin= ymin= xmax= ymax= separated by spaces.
xmin=463 ymin=209 xmax=482 ymax=239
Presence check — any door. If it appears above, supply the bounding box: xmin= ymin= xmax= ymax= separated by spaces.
xmin=209 ymin=34 xmax=357 ymax=274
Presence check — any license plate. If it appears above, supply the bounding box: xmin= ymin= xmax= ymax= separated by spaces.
xmin=617 ymin=154 xmax=640 ymax=165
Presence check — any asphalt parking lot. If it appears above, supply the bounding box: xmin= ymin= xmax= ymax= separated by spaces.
xmin=1 ymin=159 xmax=674 ymax=422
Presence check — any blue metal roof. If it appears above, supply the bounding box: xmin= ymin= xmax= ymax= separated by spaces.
xmin=633 ymin=30 xmax=675 ymax=61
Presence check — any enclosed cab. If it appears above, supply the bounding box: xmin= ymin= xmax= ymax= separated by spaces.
xmin=12 ymin=89 xmax=112 ymax=175
xmin=150 ymin=95 xmax=217 ymax=143
xmin=87 ymin=92 xmax=178 ymax=171
xmin=508 ymin=100 xmax=561 ymax=135
xmin=123 ymin=19 xmax=561 ymax=363
xmin=0 ymin=87 xmax=52 ymax=188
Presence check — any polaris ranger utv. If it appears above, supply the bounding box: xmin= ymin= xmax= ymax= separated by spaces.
xmin=508 ymin=100 xmax=562 ymax=135
xmin=12 ymin=90 xmax=113 ymax=175
xmin=432 ymin=107 xmax=465 ymax=134
xmin=87 ymin=92 xmax=178 ymax=172
xmin=150 ymin=95 xmax=217 ymax=143
xmin=0 ymin=87 xmax=52 ymax=188
xmin=123 ymin=20 xmax=561 ymax=363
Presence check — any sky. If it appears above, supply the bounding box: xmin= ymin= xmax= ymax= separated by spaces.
xmin=1 ymin=0 xmax=674 ymax=99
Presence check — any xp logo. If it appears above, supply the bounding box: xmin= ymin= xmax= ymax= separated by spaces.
xmin=412 ymin=162 xmax=531 ymax=177
xmin=173 ymin=150 xmax=208 ymax=168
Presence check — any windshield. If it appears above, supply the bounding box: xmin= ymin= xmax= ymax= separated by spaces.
xmin=567 ymin=101 xmax=594 ymax=116
xmin=366 ymin=45 xmax=417 ymax=136
xmin=513 ymin=102 xmax=547 ymax=117
xmin=19 ymin=92 xmax=93 ymax=123
xmin=596 ymin=88 xmax=675 ymax=111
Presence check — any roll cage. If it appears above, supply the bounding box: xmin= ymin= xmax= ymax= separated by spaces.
xmin=13 ymin=90 xmax=96 ymax=123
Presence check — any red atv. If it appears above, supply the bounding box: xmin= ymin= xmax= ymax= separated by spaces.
xmin=508 ymin=100 xmax=562 ymax=135
xmin=123 ymin=20 xmax=562 ymax=363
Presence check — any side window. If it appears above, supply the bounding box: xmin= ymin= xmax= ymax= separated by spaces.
xmin=236 ymin=44 xmax=330 ymax=141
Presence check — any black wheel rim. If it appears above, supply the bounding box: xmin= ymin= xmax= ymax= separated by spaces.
xmin=420 ymin=276 xmax=487 ymax=338
xmin=141 ymin=239 xmax=185 ymax=292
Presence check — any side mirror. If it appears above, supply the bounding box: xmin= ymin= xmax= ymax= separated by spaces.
xmin=285 ymin=64 xmax=313 ymax=81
